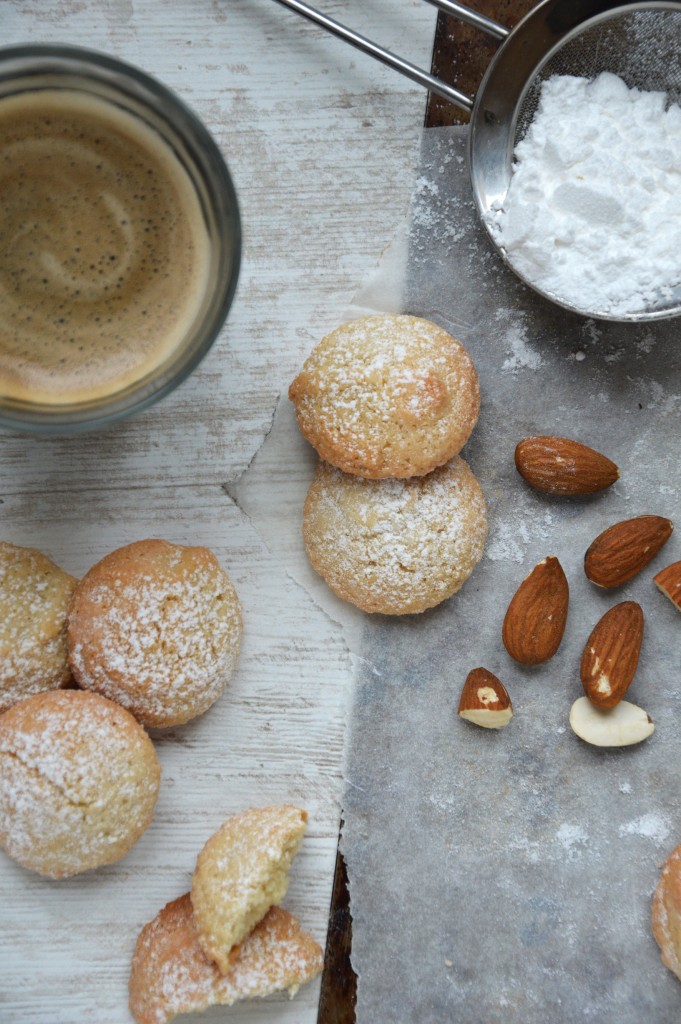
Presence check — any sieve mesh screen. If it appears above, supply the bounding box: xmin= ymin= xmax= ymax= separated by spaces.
xmin=515 ymin=9 xmax=681 ymax=146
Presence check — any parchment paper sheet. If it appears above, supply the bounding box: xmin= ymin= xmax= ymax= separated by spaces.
xmin=341 ymin=127 xmax=681 ymax=1023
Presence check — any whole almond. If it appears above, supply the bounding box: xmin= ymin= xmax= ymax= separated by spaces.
xmin=654 ymin=561 xmax=681 ymax=613
xmin=515 ymin=436 xmax=619 ymax=495
xmin=458 ymin=667 xmax=513 ymax=729
xmin=580 ymin=601 xmax=644 ymax=709
xmin=502 ymin=556 xmax=569 ymax=665
xmin=584 ymin=515 xmax=673 ymax=588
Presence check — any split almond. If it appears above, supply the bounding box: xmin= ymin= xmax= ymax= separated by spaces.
xmin=569 ymin=696 xmax=654 ymax=748
xmin=654 ymin=561 xmax=681 ymax=613
xmin=515 ymin=436 xmax=619 ymax=495
xmin=580 ymin=601 xmax=644 ymax=709
xmin=502 ymin=556 xmax=569 ymax=665
xmin=584 ymin=515 xmax=673 ymax=588
xmin=458 ymin=668 xmax=513 ymax=729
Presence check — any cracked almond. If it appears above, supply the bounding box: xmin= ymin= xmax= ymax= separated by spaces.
xmin=654 ymin=561 xmax=681 ymax=613
xmin=584 ymin=515 xmax=673 ymax=588
xmin=502 ymin=556 xmax=569 ymax=665
xmin=580 ymin=601 xmax=644 ymax=709
xmin=458 ymin=667 xmax=512 ymax=729
xmin=515 ymin=436 xmax=619 ymax=495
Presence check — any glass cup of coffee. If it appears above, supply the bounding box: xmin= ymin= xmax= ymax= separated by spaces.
xmin=0 ymin=45 xmax=241 ymax=433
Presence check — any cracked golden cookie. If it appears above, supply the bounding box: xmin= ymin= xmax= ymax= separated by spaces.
xmin=191 ymin=805 xmax=308 ymax=973
xmin=0 ymin=689 xmax=160 ymax=878
xmin=0 ymin=541 xmax=77 ymax=715
xmin=289 ymin=314 xmax=480 ymax=478
xmin=652 ymin=843 xmax=681 ymax=981
xmin=68 ymin=539 xmax=242 ymax=729
xmin=303 ymin=457 xmax=487 ymax=615
xmin=129 ymin=895 xmax=323 ymax=1024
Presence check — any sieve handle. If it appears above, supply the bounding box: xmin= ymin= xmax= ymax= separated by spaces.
xmin=266 ymin=0 xmax=509 ymax=113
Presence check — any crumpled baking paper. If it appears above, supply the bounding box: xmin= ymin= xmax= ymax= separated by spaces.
xmin=340 ymin=126 xmax=681 ymax=1023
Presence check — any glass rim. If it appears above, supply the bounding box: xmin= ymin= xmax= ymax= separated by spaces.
xmin=0 ymin=43 xmax=241 ymax=434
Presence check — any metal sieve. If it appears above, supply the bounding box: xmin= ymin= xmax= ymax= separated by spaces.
xmin=267 ymin=0 xmax=681 ymax=321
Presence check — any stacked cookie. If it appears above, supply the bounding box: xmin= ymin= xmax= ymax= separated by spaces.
xmin=129 ymin=805 xmax=323 ymax=1024
xmin=0 ymin=538 xmax=242 ymax=879
xmin=289 ymin=314 xmax=487 ymax=614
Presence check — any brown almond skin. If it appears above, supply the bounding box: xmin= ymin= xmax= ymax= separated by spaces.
xmin=584 ymin=515 xmax=673 ymax=589
xmin=580 ymin=601 xmax=644 ymax=709
xmin=515 ymin=436 xmax=619 ymax=495
xmin=458 ymin=667 xmax=511 ymax=713
xmin=654 ymin=561 xmax=681 ymax=612
xmin=502 ymin=556 xmax=569 ymax=665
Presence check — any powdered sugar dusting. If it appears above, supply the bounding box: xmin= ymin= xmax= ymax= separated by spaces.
xmin=289 ymin=315 xmax=479 ymax=479
xmin=0 ymin=541 xmax=77 ymax=713
xmin=487 ymin=72 xmax=681 ymax=316
xmin=129 ymin=896 xmax=322 ymax=1024
xmin=486 ymin=510 xmax=554 ymax=563
xmin=501 ymin=325 xmax=544 ymax=373
xmin=0 ymin=690 xmax=160 ymax=878
xmin=68 ymin=540 xmax=242 ymax=728
xmin=555 ymin=823 xmax=589 ymax=859
xmin=619 ymin=813 xmax=671 ymax=844
xmin=192 ymin=805 xmax=308 ymax=972
xmin=304 ymin=457 xmax=487 ymax=615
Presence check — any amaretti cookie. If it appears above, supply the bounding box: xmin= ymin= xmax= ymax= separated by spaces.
xmin=289 ymin=314 xmax=480 ymax=478
xmin=652 ymin=843 xmax=681 ymax=981
xmin=68 ymin=539 xmax=242 ymax=729
xmin=0 ymin=690 xmax=160 ymax=878
xmin=191 ymin=804 xmax=308 ymax=973
xmin=0 ymin=541 xmax=77 ymax=714
xmin=129 ymin=896 xmax=323 ymax=1024
xmin=303 ymin=457 xmax=487 ymax=615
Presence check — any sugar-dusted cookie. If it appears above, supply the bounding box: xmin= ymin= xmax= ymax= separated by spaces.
xmin=68 ymin=539 xmax=242 ymax=729
xmin=0 ymin=690 xmax=160 ymax=878
xmin=191 ymin=805 xmax=308 ymax=973
xmin=289 ymin=315 xmax=480 ymax=478
xmin=652 ymin=843 xmax=681 ymax=981
xmin=303 ymin=457 xmax=487 ymax=615
xmin=129 ymin=896 xmax=323 ymax=1024
xmin=0 ymin=541 xmax=77 ymax=714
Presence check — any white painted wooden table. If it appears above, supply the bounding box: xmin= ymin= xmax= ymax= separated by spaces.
xmin=0 ymin=2 xmax=438 ymax=1022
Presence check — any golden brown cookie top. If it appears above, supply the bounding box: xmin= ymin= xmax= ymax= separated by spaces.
xmin=303 ymin=457 xmax=487 ymax=615
xmin=129 ymin=895 xmax=323 ymax=1024
xmin=0 ymin=689 xmax=160 ymax=878
xmin=289 ymin=314 xmax=480 ymax=478
xmin=0 ymin=541 xmax=77 ymax=713
xmin=191 ymin=804 xmax=308 ymax=973
xmin=652 ymin=843 xmax=681 ymax=981
xmin=68 ymin=539 xmax=242 ymax=729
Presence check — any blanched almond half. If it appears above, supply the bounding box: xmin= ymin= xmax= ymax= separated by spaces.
xmin=569 ymin=696 xmax=654 ymax=748
xmin=458 ymin=667 xmax=513 ymax=729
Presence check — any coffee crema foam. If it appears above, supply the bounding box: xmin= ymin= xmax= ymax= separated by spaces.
xmin=0 ymin=89 xmax=211 ymax=405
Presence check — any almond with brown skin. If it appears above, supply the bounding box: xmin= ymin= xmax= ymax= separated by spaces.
xmin=515 ymin=436 xmax=619 ymax=495
xmin=458 ymin=668 xmax=512 ymax=729
xmin=580 ymin=601 xmax=644 ymax=709
xmin=584 ymin=515 xmax=673 ymax=588
xmin=502 ymin=556 xmax=569 ymax=665
xmin=654 ymin=561 xmax=681 ymax=613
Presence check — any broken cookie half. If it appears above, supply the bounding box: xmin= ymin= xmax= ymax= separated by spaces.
xmin=129 ymin=895 xmax=323 ymax=1024
xmin=191 ymin=803 xmax=309 ymax=973
xmin=129 ymin=804 xmax=319 ymax=1024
